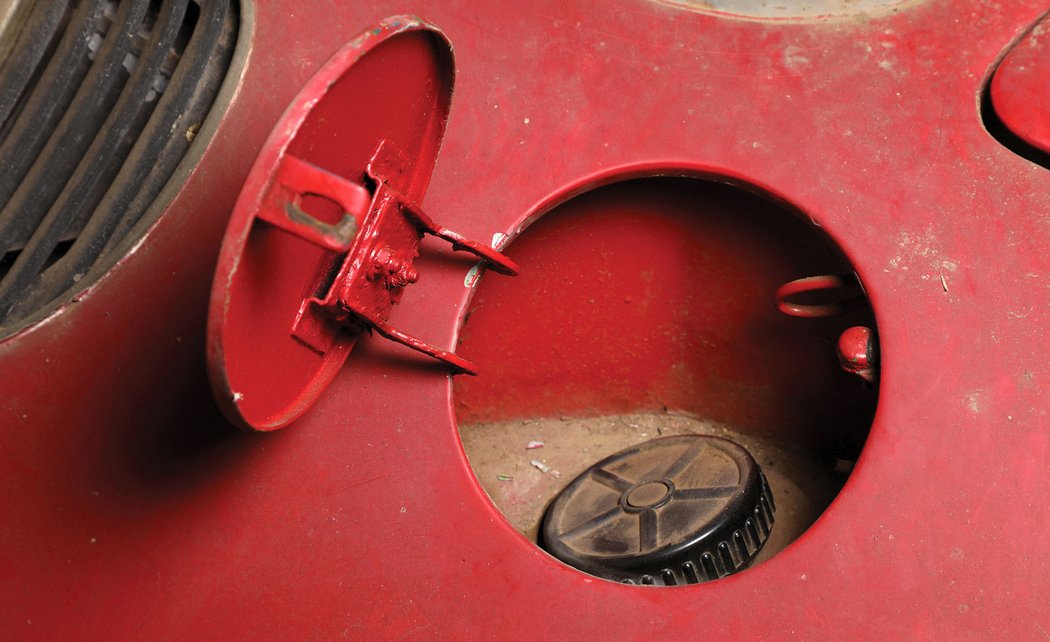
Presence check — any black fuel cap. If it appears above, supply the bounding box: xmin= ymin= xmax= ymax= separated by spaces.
xmin=541 ymin=435 xmax=775 ymax=586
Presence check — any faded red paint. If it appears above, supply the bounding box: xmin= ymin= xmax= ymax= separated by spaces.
xmin=1 ymin=1 xmax=1050 ymax=639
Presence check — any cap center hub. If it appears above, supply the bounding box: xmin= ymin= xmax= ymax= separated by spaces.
xmin=623 ymin=479 xmax=674 ymax=511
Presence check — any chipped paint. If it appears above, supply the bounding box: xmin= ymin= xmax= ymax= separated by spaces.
xmin=964 ymin=390 xmax=983 ymax=415
xmin=655 ymin=0 xmax=926 ymax=22
xmin=465 ymin=232 xmax=510 ymax=287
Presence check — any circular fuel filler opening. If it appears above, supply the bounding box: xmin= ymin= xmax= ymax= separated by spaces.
xmin=455 ymin=175 xmax=878 ymax=585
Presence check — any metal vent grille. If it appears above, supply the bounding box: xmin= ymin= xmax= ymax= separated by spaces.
xmin=0 ymin=0 xmax=237 ymax=334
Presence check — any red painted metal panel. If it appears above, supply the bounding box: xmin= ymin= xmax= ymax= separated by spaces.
xmin=453 ymin=177 xmax=876 ymax=451
xmin=1 ymin=0 xmax=1050 ymax=638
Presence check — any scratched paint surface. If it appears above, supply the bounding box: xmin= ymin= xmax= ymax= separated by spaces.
xmin=658 ymin=0 xmax=922 ymax=21
xmin=1 ymin=0 xmax=1050 ymax=639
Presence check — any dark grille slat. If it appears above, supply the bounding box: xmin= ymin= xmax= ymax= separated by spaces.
xmin=100 ymin=0 xmax=235 ymax=253
xmin=17 ymin=0 xmax=235 ymax=319
xmin=0 ymin=1 xmax=73 ymax=133
xmin=0 ymin=0 xmax=191 ymax=317
xmin=0 ymin=0 xmax=149 ymax=256
xmin=0 ymin=1 xmax=239 ymax=333
xmin=0 ymin=0 xmax=104 ymax=216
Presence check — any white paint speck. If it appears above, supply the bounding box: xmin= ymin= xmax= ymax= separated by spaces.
xmin=782 ymin=45 xmax=811 ymax=73
xmin=965 ymin=391 xmax=982 ymax=415
xmin=464 ymin=264 xmax=482 ymax=288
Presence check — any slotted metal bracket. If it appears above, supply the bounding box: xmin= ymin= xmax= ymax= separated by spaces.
xmin=259 ymin=140 xmax=519 ymax=374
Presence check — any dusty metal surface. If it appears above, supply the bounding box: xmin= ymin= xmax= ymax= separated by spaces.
xmin=1 ymin=0 xmax=1049 ymax=638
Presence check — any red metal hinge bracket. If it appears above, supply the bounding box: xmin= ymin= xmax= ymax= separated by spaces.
xmin=259 ymin=140 xmax=519 ymax=375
